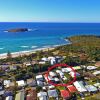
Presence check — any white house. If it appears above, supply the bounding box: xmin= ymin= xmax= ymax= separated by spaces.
xmin=94 ymin=83 xmax=100 ymax=88
xmin=37 ymin=80 xmax=44 ymax=86
xmin=73 ymin=81 xmax=87 ymax=92
xmin=48 ymin=85 xmax=55 ymax=89
xmin=36 ymin=75 xmax=44 ymax=81
xmin=49 ymin=71 xmax=57 ymax=77
xmin=69 ymin=72 xmax=80 ymax=78
xmin=48 ymin=56 xmax=55 ymax=60
xmin=93 ymin=71 xmax=100 ymax=76
xmin=37 ymin=91 xmax=47 ymax=100
xmin=85 ymin=85 xmax=98 ymax=92
xmin=39 ymin=61 xmax=46 ymax=64
xmin=16 ymin=80 xmax=25 ymax=87
xmin=56 ymin=70 xmax=64 ymax=76
xmin=48 ymin=56 xmax=56 ymax=65
xmin=54 ymin=78 xmax=60 ymax=82
xmin=87 ymin=66 xmax=97 ymax=70
xmin=73 ymin=66 xmax=81 ymax=70
xmin=62 ymin=68 xmax=72 ymax=73
xmin=41 ymin=57 xmax=48 ymax=61
xmin=6 ymin=96 xmax=13 ymax=100
xmin=50 ymin=59 xmax=56 ymax=65
xmin=62 ymin=76 xmax=67 ymax=81
xmin=4 ymin=80 xmax=11 ymax=87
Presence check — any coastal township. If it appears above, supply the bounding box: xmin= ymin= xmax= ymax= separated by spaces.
xmin=0 ymin=35 xmax=100 ymax=100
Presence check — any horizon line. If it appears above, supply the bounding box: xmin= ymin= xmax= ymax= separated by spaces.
xmin=0 ymin=21 xmax=100 ymax=23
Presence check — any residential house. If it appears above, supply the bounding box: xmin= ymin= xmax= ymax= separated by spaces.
xmin=0 ymin=90 xmax=4 ymax=96
xmin=41 ymin=57 xmax=48 ymax=62
xmin=69 ymin=72 xmax=80 ymax=78
xmin=62 ymin=68 xmax=72 ymax=73
xmin=48 ymin=85 xmax=55 ymax=90
xmin=26 ymin=78 xmax=36 ymax=87
xmin=48 ymin=89 xmax=58 ymax=98
xmin=15 ymin=91 xmax=24 ymax=100
xmin=95 ymin=61 xmax=100 ymax=67
xmin=94 ymin=83 xmax=100 ymax=88
xmin=93 ymin=71 xmax=100 ymax=76
xmin=36 ymin=75 xmax=44 ymax=81
xmin=60 ymin=90 xmax=70 ymax=100
xmin=87 ymin=66 xmax=97 ymax=70
xmin=5 ymin=96 xmax=13 ymax=100
xmin=26 ymin=88 xmax=37 ymax=100
xmin=73 ymin=81 xmax=87 ymax=93
xmin=73 ymin=66 xmax=81 ymax=70
xmin=85 ymin=85 xmax=98 ymax=93
xmin=49 ymin=71 xmax=57 ymax=77
xmin=37 ymin=91 xmax=47 ymax=100
xmin=4 ymin=91 xmax=13 ymax=97
xmin=16 ymin=80 xmax=26 ymax=87
xmin=36 ymin=75 xmax=44 ymax=86
xmin=4 ymin=80 xmax=11 ymax=87
xmin=67 ymin=85 xmax=77 ymax=93
xmin=9 ymin=65 xmax=17 ymax=70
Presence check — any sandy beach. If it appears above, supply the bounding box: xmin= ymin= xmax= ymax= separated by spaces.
xmin=0 ymin=47 xmax=55 ymax=59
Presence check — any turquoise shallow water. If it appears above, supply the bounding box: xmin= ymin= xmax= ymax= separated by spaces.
xmin=0 ymin=22 xmax=100 ymax=54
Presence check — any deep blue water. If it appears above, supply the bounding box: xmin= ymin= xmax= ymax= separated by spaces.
xmin=0 ymin=22 xmax=100 ymax=54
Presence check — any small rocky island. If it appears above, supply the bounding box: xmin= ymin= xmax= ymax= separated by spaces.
xmin=5 ymin=28 xmax=30 ymax=32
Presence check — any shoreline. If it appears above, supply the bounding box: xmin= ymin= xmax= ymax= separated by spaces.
xmin=0 ymin=44 xmax=67 ymax=59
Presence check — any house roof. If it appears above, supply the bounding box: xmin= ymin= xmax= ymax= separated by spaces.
xmin=48 ymin=85 xmax=55 ymax=89
xmin=93 ymin=71 xmax=100 ymax=75
xmin=36 ymin=75 xmax=43 ymax=80
xmin=37 ymin=81 xmax=44 ymax=86
xmin=4 ymin=91 xmax=13 ymax=96
xmin=69 ymin=72 xmax=80 ymax=78
xmin=87 ymin=66 xmax=97 ymax=70
xmin=16 ymin=80 xmax=25 ymax=86
xmin=26 ymin=89 xmax=37 ymax=100
xmin=49 ymin=71 xmax=57 ymax=77
xmin=0 ymin=90 xmax=4 ymax=95
xmin=73 ymin=66 xmax=81 ymax=70
xmin=48 ymin=89 xmax=58 ymax=97
xmin=39 ymin=96 xmax=47 ymax=100
xmin=95 ymin=61 xmax=100 ymax=67
xmin=37 ymin=92 xmax=47 ymax=97
xmin=6 ymin=96 xmax=13 ymax=100
xmin=15 ymin=91 xmax=24 ymax=100
xmin=54 ymin=78 xmax=59 ymax=82
xmin=41 ymin=57 xmax=48 ymax=61
xmin=67 ymin=85 xmax=77 ymax=93
xmin=94 ymin=83 xmax=100 ymax=87
xmin=60 ymin=90 xmax=70 ymax=98
xmin=56 ymin=70 xmax=64 ymax=76
xmin=48 ymin=57 xmax=55 ymax=60
xmin=26 ymin=78 xmax=33 ymax=84
xmin=61 ymin=68 xmax=72 ymax=72
xmin=4 ymin=80 xmax=11 ymax=86
xmin=73 ymin=81 xmax=87 ymax=92
xmin=85 ymin=85 xmax=97 ymax=92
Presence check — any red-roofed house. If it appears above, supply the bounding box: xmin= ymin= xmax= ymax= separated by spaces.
xmin=26 ymin=89 xmax=37 ymax=100
xmin=67 ymin=85 xmax=77 ymax=93
xmin=60 ymin=90 xmax=70 ymax=99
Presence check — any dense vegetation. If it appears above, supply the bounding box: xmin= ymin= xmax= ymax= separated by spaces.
xmin=54 ymin=35 xmax=100 ymax=65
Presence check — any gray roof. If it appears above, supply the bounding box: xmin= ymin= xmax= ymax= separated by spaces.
xmin=48 ymin=89 xmax=58 ymax=97
xmin=0 ymin=90 xmax=4 ymax=95
xmin=85 ymin=85 xmax=98 ymax=92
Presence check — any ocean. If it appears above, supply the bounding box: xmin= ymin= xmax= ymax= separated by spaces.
xmin=0 ymin=22 xmax=100 ymax=54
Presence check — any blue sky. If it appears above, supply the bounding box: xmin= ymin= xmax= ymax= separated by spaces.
xmin=0 ymin=0 xmax=100 ymax=22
